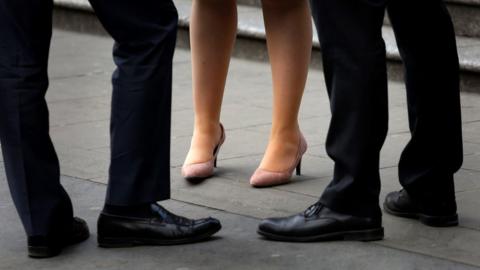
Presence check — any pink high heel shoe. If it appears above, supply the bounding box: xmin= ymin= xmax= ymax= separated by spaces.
xmin=250 ymin=133 xmax=307 ymax=187
xmin=182 ymin=124 xmax=226 ymax=183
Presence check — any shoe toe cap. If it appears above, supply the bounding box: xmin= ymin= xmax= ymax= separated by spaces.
xmin=194 ymin=217 xmax=222 ymax=235
xmin=384 ymin=190 xmax=399 ymax=205
xmin=182 ymin=162 xmax=214 ymax=179
xmin=73 ymin=217 xmax=90 ymax=232
xmin=258 ymin=218 xmax=284 ymax=234
xmin=250 ymin=169 xmax=290 ymax=188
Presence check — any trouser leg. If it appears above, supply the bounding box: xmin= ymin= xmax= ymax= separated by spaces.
xmin=88 ymin=0 xmax=178 ymax=205
xmin=0 ymin=0 xmax=73 ymax=236
xmin=310 ymin=0 xmax=388 ymax=217
xmin=388 ymin=0 xmax=462 ymax=212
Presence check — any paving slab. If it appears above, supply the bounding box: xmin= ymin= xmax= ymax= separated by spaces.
xmin=48 ymin=96 xmax=110 ymax=128
xmin=1 ymin=174 xmax=479 ymax=270
xmin=46 ymin=74 xmax=111 ymax=103
xmin=56 ymin=146 xmax=110 ymax=180
xmin=50 ymin=120 xmax=110 ymax=150
xmin=306 ymin=133 xmax=411 ymax=169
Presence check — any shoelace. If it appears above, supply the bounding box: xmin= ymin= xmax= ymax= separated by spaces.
xmin=303 ymin=201 xmax=323 ymax=217
xmin=399 ymin=189 xmax=408 ymax=198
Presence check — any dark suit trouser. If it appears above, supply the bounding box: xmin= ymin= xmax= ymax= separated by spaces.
xmin=0 ymin=0 xmax=177 ymax=237
xmin=310 ymin=0 xmax=463 ymax=217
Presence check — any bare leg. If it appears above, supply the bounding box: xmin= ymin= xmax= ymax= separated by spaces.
xmin=185 ymin=0 xmax=237 ymax=165
xmin=259 ymin=0 xmax=312 ymax=171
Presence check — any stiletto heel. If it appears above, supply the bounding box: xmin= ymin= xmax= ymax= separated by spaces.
xmin=182 ymin=124 xmax=226 ymax=182
xmin=250 ymin=132 xmax=308 ymax=188
xmin=296 ymin=158 xmax=302 ymax=176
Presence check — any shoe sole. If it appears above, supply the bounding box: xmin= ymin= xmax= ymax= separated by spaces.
xmin=257 ymin=227 xmax=384 ymax=242
xmin=28 ymin=246 xmax=63 ymax=259
xmin=97 ymin=227 xmax=221 ymax=248
xmin=383 ymin=202 xmax=459 ymax=227
xmin=185 ymin=175 xmax=212 ymax=184
xmin=28 ymin=230 xmax=90 ymax=259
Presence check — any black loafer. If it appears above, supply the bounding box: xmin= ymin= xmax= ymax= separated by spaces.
xmin=28 ymin=217 xmax=90 ymax=259
xmin=383 ymin=189 xmax=458 ymax=227
xmin=97 ymin=203 xmax=222 ymax=247
xmin=258 ymin=202 xmax=384 ymax=242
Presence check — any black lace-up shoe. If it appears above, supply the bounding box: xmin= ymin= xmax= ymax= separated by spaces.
xmin=97 ymin=203 xmax=221 ymax=247
xmin=384 ymin=189 xmax=458 ymax=227
xmin=258 ymin=202 xmax=384 ymax=242
xmin=28 ymin=217 xmax=90 ymax=258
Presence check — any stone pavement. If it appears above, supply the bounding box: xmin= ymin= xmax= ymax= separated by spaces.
xmin=1 ymin=29 xmax=480 ymax=269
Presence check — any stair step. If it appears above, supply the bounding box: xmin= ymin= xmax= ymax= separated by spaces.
xmin=237 ymin=0 xmax=261 ymax=6
xmin=53 ymin=0 xmax=480 ymax=93
xmin=239 ymin=0 xmax=480 ymax=6
xmin=240 ymin=0 xmax=480 ymax=39
xmin=432 ymin=0 xmax=480 ymax=38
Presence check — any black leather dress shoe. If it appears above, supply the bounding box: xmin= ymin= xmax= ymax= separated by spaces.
xmin=97 ymin=203 xmax=222 ymax=247
xmin=258 ymin=202 xmax=384 ymax=242
xmin=28 ymin=217 xmax=90 ymax=259
xmin=383 ymin=189 xmax=458 ymax=227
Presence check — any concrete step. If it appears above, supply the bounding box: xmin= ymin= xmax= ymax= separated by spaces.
xmin=52 ymin=0 xmax=480 ymax=93
xmin=446 ymin=0 xmax=480 ymax=38
xmin=238 ymin=0 xmax=480 ymax=39
xmin=237 ymin=0 xmax=261 ymax=6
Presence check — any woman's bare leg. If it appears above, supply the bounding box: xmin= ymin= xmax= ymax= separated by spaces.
xmin=185 ymin=0 xmax=237 ymax=165
xmin=259 ymin=0 xmax=312 ymax=171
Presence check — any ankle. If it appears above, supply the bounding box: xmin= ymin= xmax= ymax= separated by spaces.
xmin=269 ymin=126 xmax=300 ymax=143
xmin=193 ymin=121 xmax=221 ymax=137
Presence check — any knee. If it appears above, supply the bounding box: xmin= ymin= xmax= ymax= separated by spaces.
xmin=0 ymin=47 xmax=48 ymax=88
